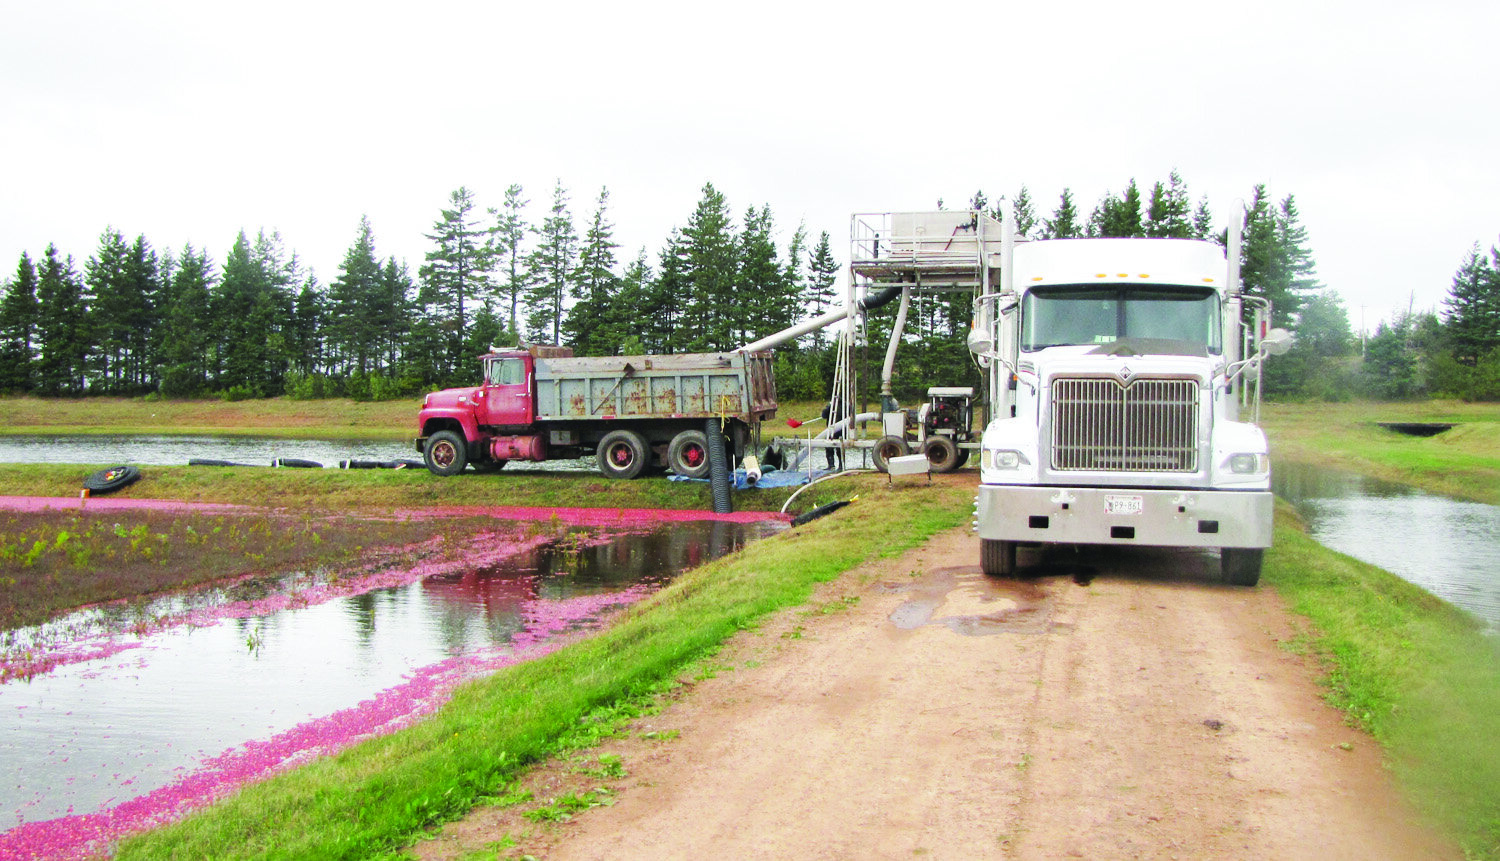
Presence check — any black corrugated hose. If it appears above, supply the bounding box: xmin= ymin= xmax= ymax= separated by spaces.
xmin=706 ymin=418 xmax=733 ymax=514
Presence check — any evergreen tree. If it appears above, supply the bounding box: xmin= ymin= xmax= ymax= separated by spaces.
xmin=327 ymin=216 xmax=383 ymax=375
xmin=611 ymin=249 xmax=654 ymax=354
xmin=646 ymin=231 xmax=690 ymax=353
xmin=375 ymin=258 xmax=414 ymax=373
xmin=1144 ymin=171 xmax=1193 ymax=238
xmin=679 ymin=182 xmax=738 ymax=351
xmin=1362 ymin=311 xmax=1434 ymax=398
xmin=783 ymin=221 xmax=807 ymax=311
xmin=34 ymin=244 xmax=89 ymax=395
xmin=563 ymin=186 xmax=620 ymax=354
xmin=288 ymin=277 xmax=325 ymax=378
xmin=1240 ymin=186 xmax=1321 ymax=328
xmin=737 ymin=204 xmax=794 ymax=346
xmin=1089 ymin=179 xmax=1145 ymax=237
xmin=805 ymin=231 xmax=839 ymax=351
xmin=1192 ymin=197 xmax=1215 ymax=240
xmin=0 ymin=253 xmax=40 ymax=392
xmin=525 ymin=179 xmax=578 ymax=346
xmin=1041 ymin=189 xmax=1082 ymax=239
xmin=213 ymin=230 xmax=298 ymax=396
xmin=491 ymin=184 xmax=529 ymax=337
xmin=158 ymin=244 xmax=214 ymax=396
xmin=1012 ymin=185 xmax=1037 ymax=237
xmin=419 ymin=187 xmax=492 ymax=376
xmin=1443 ymin=243 xmax=1500 ymax=366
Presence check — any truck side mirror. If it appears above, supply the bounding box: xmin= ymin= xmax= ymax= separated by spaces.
xmin=1259 ymin=327 xmax=1294 ymax=356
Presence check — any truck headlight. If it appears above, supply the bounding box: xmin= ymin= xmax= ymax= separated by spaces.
xmin=1227 ymin=453 xmax=1267 ymax=474
xmin=987 ymin=449 xmax=1026 ymax=470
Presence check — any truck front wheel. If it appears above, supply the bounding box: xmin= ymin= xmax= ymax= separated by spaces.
xmin=980 ymin=539 xmax=1017 ymax=576
xmin=597 ymin=429 xmax=650 ymax=480
xmin=667 ymin=429 xmax=712 ymax=479
xmin=1220 ymin=548 xmax=1263 ymax=587
xmin=424 ymin=430 xmax=469 ymax=476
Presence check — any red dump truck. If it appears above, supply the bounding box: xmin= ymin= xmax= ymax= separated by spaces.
xmin=416 ymin=346 xmax=777 ymax=479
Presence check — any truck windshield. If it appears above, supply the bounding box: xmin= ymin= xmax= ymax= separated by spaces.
xmin=1021 ymin=285 xmax=1221 ymax=353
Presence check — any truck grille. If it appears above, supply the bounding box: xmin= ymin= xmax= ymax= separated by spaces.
xmin=1050 ymin=378 xmax=1199 ymax=472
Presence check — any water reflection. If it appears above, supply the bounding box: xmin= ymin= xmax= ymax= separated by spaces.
xmin=1273 ymin=461 xmax=1500 ymax=631
xmin=0 ymin=517 xmax=781 ymax=834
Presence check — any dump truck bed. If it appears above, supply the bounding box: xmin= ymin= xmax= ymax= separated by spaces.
xmin=533 ymin=351 xmax=776 ymax=423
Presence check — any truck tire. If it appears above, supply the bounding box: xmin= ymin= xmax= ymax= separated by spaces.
xmin=667 ymin=429 xmax=712 ymax=479
xmin=597 ymin=429 xmax=649 ymax=480
xmin=980 ymin=539 xmax=1017 ymax=577
xmin=1220 ymin=548 xmax=1263 ymax=586
xmin=83 ymin=465 xmax=140 ymax=495
xmin=922 ymin=437 xmax=960 ymax=473
xmin=872 ymin=435 xmax=909 ymax=473
xmin=424 ymin=430 xmax=469 ymax=476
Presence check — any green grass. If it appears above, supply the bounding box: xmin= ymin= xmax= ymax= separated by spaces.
xmin=0 ymin=395 xmax=419 ymax=439
xmin=1262 ymin=399 xmax=1500 ymax=504
xmin=0 ymin=462 xmax=820 ymax=513
xmin=114 ymin=482 xmax=972 ymax=859
xmin=1266 ymin=502 xmax=1500 ymax=858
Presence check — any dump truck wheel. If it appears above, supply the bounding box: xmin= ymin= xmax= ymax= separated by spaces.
xmin=872 ymin=435 xmax=909 ymax=473
xmin=597 ymin=429 xmax=649 ymax=480
xmin=1220 ymin=548 xmax=1263 ymax=586
xmin=667 ymin=430 xmax=712 ymax=479
xmin=424 ymin=430 xmax=469 ymax=476
xmin=980 ymin=539 xmax=1017 ymax=576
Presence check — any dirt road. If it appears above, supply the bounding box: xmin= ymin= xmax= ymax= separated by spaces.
xmin=422 ymin=527 xmax=1456 ymax=860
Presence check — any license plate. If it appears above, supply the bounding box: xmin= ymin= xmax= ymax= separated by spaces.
xmin=1105 ymin=494 xmax=1144 ymax=516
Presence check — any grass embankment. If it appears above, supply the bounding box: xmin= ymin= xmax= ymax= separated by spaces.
xmin=1266 ymin=503 xmax=1500 ymax=859
xmin=0 ymin=463 xmax=796 ymax=513
xmin=114 ymin=479 xmax=972 ymax=859
xmin=1261 ymin=399 xmax=1500 ymax=505
xmin=0 ymin=396 xmax=417 ymax=440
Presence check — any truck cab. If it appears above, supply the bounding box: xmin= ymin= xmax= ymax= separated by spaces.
xmin=974 ymin=235 xmax=1278 ymax=585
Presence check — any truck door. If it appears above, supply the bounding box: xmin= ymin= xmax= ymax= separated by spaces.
xmin=480 ymin=355 xmax=534 ymax=428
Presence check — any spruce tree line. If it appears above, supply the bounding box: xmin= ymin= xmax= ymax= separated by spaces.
xmin=6 ymin=171 xmax=1482 ymax=404
xmin=1358 ymin=242 xmax=1500 ymax=400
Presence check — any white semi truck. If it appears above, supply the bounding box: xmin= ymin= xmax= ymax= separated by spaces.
xmin=844 ymin=209 xmax=1286 ymax=586
xmin=965 ymin=211 xmax=1286 ymax=586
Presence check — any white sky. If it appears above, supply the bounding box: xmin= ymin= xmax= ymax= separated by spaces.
xmin=3 ymin=0 xmax=1497 ymax=333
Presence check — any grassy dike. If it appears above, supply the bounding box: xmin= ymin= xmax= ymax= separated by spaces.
xmin=113 ymin=481 xmax=973 ymax=859
xmin=1260 ymin=398 xmax=1500 ymax=859
xmin=1265 ymin=504 xmax=1500 ymax=859
xmin=1261 ymin=399 xmax=1500 ymax=505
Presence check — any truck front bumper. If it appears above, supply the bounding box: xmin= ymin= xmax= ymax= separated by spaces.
xmin=975 ymin=484 xmax=1272 ymax=549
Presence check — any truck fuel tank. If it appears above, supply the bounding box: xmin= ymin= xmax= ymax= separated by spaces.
xmin=490 ymin=434 xmax=547 ymax=462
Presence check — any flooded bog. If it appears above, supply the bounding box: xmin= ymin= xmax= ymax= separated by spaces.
xmin=0 ymin=511 xmax=782 ymax=857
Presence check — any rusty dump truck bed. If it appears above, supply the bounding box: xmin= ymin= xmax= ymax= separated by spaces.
xmin=532 ymin=351 xmax=777 ymax=424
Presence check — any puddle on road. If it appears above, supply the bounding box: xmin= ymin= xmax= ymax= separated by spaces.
xmin=0 ymin=512 xmax=783 ymax=859
xmin=888 ymin=567 xmax=1056 ymax=635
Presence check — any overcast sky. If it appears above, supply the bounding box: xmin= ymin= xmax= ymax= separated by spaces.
xmin=3 ymin=0 xmax=1496 ymax=332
